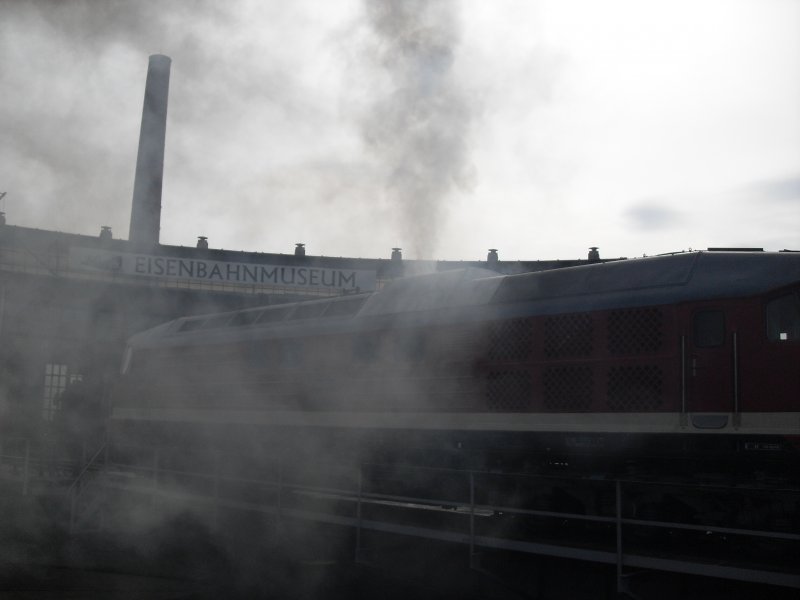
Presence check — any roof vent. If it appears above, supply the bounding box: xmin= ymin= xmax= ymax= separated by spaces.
xmin=99 ymin=226 xmax=113 ymax=241
xmin=391 ymin=247 xmax=403 ymax=262
xmin=295 ymin=243 xmax=306 ymax=257
xmin=487 ymin=248 xmax=499 ymax=265
xmin=588 ymin=247 xmax=600 ymax=262
xmin=197 ymin=236 xmax=208 ymax=249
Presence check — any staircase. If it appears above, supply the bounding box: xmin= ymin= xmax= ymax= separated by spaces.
xmin=65 ymin=442 xmax=108 ymax=533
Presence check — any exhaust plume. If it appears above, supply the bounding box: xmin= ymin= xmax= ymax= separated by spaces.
xmin=361 ymin=0 xmax=475 ymax=259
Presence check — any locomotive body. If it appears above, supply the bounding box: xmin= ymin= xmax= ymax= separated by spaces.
xmin=111 ymin=251 xmax=800 ymax=476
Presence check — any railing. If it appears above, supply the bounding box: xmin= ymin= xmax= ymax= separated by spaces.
xmin=93 ymin=446 xmax=800 ymax=592
xmin=0 ymin=434 xmax=113 ymax=534
xmin=0 ymin=436 xmax=81 ymax=495
xmin=3 ymin=433 xmax=798 ymax=591
xmin=0 ymin=437 xmax=32 ymax=495
xmin=65 ymin=441 xmax=108 ymax=533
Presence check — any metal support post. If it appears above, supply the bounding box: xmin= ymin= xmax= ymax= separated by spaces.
xmin=275 ymin=463 xmax=284 ymax=542
xmin=22 ymin=439 xmax=30 ymax=496
xmin=469 ymin=471 xmax=480 ymax=569
xmin=732 ymin=332 xmax=741 ymax=428
xmin=100 ymin=440 xmax=109 ymax=532
xmin=99 ymin=489 xmax=107 ymax=533
xmin=151 ymin=449 xmax=159 ymax=507
xmin=213 ymin=452 xmax=221 ymax=531
xmin=355 ymin=464 xmax=366 ymax=563
xmin=616 ymin=479 xmax=623 ymax=591
xmin=615 ymin=479 xmax=639 ymax=596
xmin=680 ymin=335 xmax=688 ymax=426
xmin=69 ymin=486 xmax=77 ymax=534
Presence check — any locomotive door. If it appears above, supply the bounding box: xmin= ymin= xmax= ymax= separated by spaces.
xmin=686 ymin=305 xmax=734 ymax=414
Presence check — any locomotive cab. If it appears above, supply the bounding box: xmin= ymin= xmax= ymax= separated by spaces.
xmin=766 ymin=286 xmax=800 ymax=342
xmin=757 ymin=284 xmax=800 ymax=413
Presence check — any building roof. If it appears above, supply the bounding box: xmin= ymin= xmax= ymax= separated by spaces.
xmin=127 ymin=250 xmax=800 ymax=350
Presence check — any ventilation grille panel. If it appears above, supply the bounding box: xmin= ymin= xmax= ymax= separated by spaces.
xmin=543 ymin=365 xmax=593 ymax=411
xmin=608 ymin=308 xmax=664 ymax=355
xmin=544 ymin=314 xmax=594 ymax=358
xmin=488 ymin=319 xmax=532 ymax=362
xmin=607 ymin=365 xmax=663 ymax=411
xmin=486 ymin=371 xmax=532 ymax=411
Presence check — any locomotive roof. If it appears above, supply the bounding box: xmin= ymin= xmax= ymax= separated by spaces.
xmin=491 ymin=251 xmax=800 ymax=310
xmin=127 ymin=251 xmax=800 ymax=348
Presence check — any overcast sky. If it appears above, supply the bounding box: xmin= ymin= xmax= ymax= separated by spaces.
xmin=1 ymin=0 xmax=798 ymax=260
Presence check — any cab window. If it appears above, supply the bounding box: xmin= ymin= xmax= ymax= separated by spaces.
xmin=766 ymin=292 xmax=800 ymax=342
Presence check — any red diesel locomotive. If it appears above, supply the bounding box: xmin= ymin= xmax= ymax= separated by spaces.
xmin=111 ymin=251 xmax=800 ymax=476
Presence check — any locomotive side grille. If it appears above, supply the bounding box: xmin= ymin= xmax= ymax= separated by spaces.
xmin=543 ymin=365 xmax=593 ymax=411
xmin=544 ymin=314 xmax=594 ymax=358
xmin=486 ymin=370 xmax=531 ymax=411
xmin=608 ymin=308 xmax=664 ymax=354
xmin=606 ymin=365 xmax=663 ymax=411
xmin=488 ymin=319 xmax=532 ymax=362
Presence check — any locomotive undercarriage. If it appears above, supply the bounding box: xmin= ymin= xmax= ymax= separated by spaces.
xmin=108 ymin=424 xmax=800 ymax=547
xmin=102 ymin=418 xmax=799 ymax=592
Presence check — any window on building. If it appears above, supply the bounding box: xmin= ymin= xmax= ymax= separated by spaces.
xmin=290 ymin=302 xmax=329 ymax=320
xmin=766 ymin=292 xmax=800 ymax=342
xmin=255 ymin=306 xmax=292 ymax=325
xmin=324 ymin=296 xmax=367 ymax=317
xmin=229 ymin=311 xmax=260 ymax=327
xmin=693 ymin=310 xmax=725 ymax=348
xmin=178 ymin=318 xmax=207 ymax=332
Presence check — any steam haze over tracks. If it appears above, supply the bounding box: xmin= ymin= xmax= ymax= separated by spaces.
xmin=0 ymin=0 xmax=798 ymax=258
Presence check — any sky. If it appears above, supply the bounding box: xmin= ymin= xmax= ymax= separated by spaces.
xmin=1 ymin=0 xmax=798 ymax=261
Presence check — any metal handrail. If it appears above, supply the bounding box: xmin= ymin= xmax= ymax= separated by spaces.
xmin=87 ymin=445 xmax=800 ymax=590
xmin=99 ymin=451 xmax=800 ymax=543
xmin=65 ymin=442 xmax=107 ymax=497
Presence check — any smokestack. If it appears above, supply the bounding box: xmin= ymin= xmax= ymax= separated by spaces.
xmin=129 ymin=54 xmax=171 ymax=246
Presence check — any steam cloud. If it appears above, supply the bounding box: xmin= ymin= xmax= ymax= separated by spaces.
xmin=1 ymin=1 xmax=477 ymax=258
xmin=361 ymin=0 xmax=475 ymax=259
